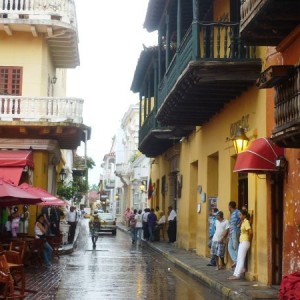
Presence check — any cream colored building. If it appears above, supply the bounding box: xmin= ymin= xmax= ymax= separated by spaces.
xmin=0 ymin=0 xmax=90 ymax=234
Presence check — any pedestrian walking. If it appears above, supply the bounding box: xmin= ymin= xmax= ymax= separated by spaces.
xmin=167 ymin=206 xmax=177 ymax=243
xmin=67 ymin=206 xmax=78 ymax=243
xmin=124 ymin=208 xmax=132 ymax=227
xmin=147 ymin=208 xmax=157 ymax=242
xmin=129 ymin=209 xmax=137 ymax=244
xmin=142 ymin=208 xmax=150 ymax=240
xmin=228 ymin=201 xmax=240 ymax=269
xmin=50 ymin=205 xmax=64 ymax=236
xmin=89 ymin=212 xmax=101 ymax=248
xmin=135 ymin=209 xmax=143 ymax=245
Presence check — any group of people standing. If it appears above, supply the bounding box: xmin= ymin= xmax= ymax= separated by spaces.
xmin=125 ymin=205 xmax=177 ymax=245
xmin=2 ymin=205 xmax=30 ymax=237
xmin=207 ymin=201 xmax=253 ymax=280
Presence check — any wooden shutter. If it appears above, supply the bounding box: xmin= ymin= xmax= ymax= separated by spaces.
xmin=0 ymin=67 xmax=23 ymax=95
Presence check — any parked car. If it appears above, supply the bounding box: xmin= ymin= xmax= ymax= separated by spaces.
xmin=97 ymin=213 xmax=117 ymax=235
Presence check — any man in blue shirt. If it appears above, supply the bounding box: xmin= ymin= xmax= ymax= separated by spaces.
xmin=228 ymin=201 xmax=241 ymax=268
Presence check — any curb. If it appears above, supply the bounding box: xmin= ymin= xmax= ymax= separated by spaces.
xmin=117 ymin=224 xmax=262 ymax=300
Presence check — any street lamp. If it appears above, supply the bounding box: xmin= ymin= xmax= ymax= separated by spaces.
xmin=59 ymin=168 xmax=66 ymax=183
xmin=232 ymin=127 xmax=249 ymax=154
xmin=139 ymin=180 xmax=147 ymax=193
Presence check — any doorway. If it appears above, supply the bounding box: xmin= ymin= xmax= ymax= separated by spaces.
xmin=238 ymin=173 xmax=248 ymax=209
xmin=271 ymin=174 xmax=283 ymax=285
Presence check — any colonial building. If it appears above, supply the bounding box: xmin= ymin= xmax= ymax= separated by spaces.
xmin=131 ymin=0 xmax=299 ymax=286
xmin=0 ymin=0 xmax=90 ymax=234
xmin=241 ymin=0 xmax=300 ymax=283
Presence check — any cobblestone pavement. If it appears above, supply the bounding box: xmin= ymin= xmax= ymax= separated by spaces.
xmin=23 ymin=263 xmax=65 ymax=299
xmin=20 ymin=220 xmax=279 ymax=300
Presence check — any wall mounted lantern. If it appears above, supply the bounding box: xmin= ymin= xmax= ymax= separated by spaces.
xmin=59 ymin=168 xmax=66 ymax=183
xmin=232 ymin=127 xmax=249 ymax=154
xmin=51 ymin=76 xmax=57 ymax=84
xmin=140 ymin=180 xmax=147 ymax=193
xmin=275 ymin=156 xmax=288 ymax=171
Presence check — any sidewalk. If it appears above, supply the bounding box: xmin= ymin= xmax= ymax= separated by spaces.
xmin=22 ymin=221 xmax=81 ymax=299
xmin=117 ymin=223 xmax=279 ymax=300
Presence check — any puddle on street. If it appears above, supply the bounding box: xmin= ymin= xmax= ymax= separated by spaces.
xmin=56 ymin=221 xmax=224 ymax=300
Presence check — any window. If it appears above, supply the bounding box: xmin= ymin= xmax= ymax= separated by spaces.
xmin=0 ymin=67 xmax=23 ymax=95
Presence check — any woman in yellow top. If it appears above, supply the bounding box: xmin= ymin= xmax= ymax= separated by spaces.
xmin=228 ymin=209 xmax=252 ymax=280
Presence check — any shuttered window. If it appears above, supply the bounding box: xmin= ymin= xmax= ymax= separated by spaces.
xmin=0 ymin=67 xmax=23 ymax=95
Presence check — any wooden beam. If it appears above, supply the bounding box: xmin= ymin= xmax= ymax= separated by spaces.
xmin=19 ymin=127 xmax=28 ymax=134
xmin=47 ymin=26 xmax=53 ymax=37
xmin=40 ymin=128 xmax=50 ymax=135
xmin=4 ymin=25 xmax=12 ymax=36
xmin=30 ymin=25 xmax=38 ymax=37
xmin=56 ymin=127 xmax=63 ymax=134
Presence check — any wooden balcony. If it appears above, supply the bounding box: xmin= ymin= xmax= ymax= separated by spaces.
xmin=0 ymin=95 xmax=89 ymax=149
xmin=269 ymin=66 xmax=300 ymax=147
xmin=156 ymin=22 xmax=261 ymax=126
xmin=0 ymin=0 xmax=79 ymax=68
xmin=139 ymin=110 xmax=192 ymax=157
xmin=240 ymin=0 xmax=300 ymax=45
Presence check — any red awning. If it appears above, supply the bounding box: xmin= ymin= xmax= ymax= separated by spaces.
xmin=0 ymin=150 xmax=34 ymax=185
xmin=233 ymin=137 xmax=285 ymax=173
xmin=0 ymin=178 xmax=41 ymax=206
xmin=19 ymin=183 xmax=66 ymax=206
xmin=0 ymin=167 xmax=23 ymax=186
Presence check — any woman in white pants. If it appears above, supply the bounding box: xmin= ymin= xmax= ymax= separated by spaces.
xmin=228 ymin=209 xmax=252 ymax=280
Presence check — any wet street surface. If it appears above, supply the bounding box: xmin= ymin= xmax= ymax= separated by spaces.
xmin=55 ymin=220 xmax=223 ymax=300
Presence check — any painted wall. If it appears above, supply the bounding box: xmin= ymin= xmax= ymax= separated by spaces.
xmin=0 ymin=31 xmax=56 ymax=96
xmin=150 ymin=82 xmax=270 ymax=282
xmin=265 ymin=32 xmax=300 ymax=276
xmin=26 ymin=151 xmax=49 ymax=236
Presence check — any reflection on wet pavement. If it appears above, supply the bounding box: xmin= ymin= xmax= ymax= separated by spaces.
xmin=56 ymin=220 xmax=223 ymax=300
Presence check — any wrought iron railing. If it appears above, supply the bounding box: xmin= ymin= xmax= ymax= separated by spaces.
xmin=274 ymin=67 xmax=300 ymax=129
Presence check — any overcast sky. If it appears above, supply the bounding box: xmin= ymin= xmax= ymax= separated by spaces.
xmin=66 ymin=0 xmax=157 ymax=185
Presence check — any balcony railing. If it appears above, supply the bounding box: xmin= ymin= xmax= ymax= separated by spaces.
xmin=240 ymin=0 xmax=258 ymax=25
xmin=240 ymin=0 xmax=300 ymax=45
xmin=139 ymin=110 xmax=156 ymax=143
xmin=0 ymin=0 xmax=77 ymax=26
xmin=0 ymin=95 xmax=83 ymax=123
xmin=273 ymin=67 xmax=300 ymax=129
xmin=158 ymin=21 xmax=257 ymax=107
xmin=0 ymin=0 xmax=79 ymax=68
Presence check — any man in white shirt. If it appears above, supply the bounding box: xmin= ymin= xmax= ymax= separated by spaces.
xmin=167 ymin=206 xmax=177 ymax=243
xmin=211 ymin=211 xmax=229 ymax=270
xmin=67 ymin=206 xmax=78 ymax=243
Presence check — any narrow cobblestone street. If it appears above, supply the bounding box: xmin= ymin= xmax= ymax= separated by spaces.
xmin=54 ymin=220 xmax=223 ymax=300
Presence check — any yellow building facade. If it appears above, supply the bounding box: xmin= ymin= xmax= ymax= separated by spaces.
xmin=130 ymin=0 xmax=300 ymax=286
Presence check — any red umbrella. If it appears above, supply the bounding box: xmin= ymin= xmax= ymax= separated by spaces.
xmin=18 ymin=183 xmax=66 ymax=206
xmin=0 ymin=178 xmax=41 ymax=206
